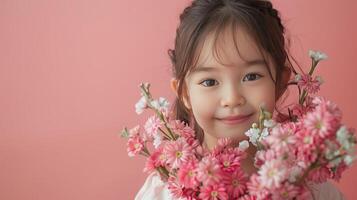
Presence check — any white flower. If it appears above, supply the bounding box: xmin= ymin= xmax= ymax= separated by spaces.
xmin=245 ymin=127 xmax=260 ymax=146
xmin=337 ymin=126 xmax=355 ymax=152
xmin=258 ymin=159 xmax=286 ymax=189
xmin=135 ymin=96 xmax=147 ymax=115
xmin=153 ymin=134 xmax=162 ymax=149
xmin=263 ymin=119 xmax=276 ymax=128
xmin=316 ymin=76 xmax=324 ymax=84
xmin=151 ymin=97 xmax=170 ymax=112
xmin=295 ymin=74 xmax=302 ymax=82
xmin=309 ymin=50 xmax=328 ymax=62
xmin=258 ymin=128 xmax=269 ymax=143
xmin=344 ymin=155 xmax=355 ymax=166
xmin=288 ymin=166 xmax=303 ymax=183
xmin=238 ymin=140 xmax=249 ymax=151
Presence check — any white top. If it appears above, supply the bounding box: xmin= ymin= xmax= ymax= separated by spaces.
xmin=135 ymin=172 xmax=346 ymax=200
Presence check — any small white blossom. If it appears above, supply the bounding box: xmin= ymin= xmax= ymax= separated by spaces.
xmin=316 ymin=76 xmax=324 ymax=84
xmin=258 ymin=128 xmax=269 ymax=143
xmin=288 ymin=166 xmax=303 ymax=183
xmin=245 ymin=127 xmax=260 ymax=146
xmin=151 ymin=97 xmax=170 ymax=111
xmin=344 ymin=155 xmax=355 ymax=166
xmin=153 ymin=133 xmax=162 ymax=149
xmin=295 ymin=74 xmax=302 ymax=82
xmin=337 ymin=126 xmax=354 ymax=151
xmin=263 ymin=119 xmax=276 ymax=128
xmin=330 ymin=157 xmax=342 ymax=167
xmin=135 ymin=96 xmax=147 ymax=115
xmin=309 ymin=50 xmax=328 ymax=62
xmin=238 ymin=140 xmax=249 ymax=151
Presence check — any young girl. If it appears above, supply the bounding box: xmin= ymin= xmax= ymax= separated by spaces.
xmin=135 ymin=0 xmax=345 ymax=199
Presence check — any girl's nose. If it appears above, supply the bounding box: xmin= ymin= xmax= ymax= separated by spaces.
xmin=220 ymin=85 xmax=246 ymax=108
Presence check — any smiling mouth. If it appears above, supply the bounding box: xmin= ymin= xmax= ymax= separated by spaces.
xmin=217 ymin=113 xmax=254 ymax=125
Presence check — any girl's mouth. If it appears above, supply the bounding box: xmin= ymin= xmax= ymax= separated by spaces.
xmin=217 ymin=113 xmax=254 ymax=125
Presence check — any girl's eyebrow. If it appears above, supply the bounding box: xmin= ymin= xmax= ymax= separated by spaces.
xmin=191 ymin=59 xmax=266 ymax=75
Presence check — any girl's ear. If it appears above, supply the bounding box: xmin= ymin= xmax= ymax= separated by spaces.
xmin=170 ymin=78 xmax=192 ymax=110
xmin=170 ymin=78 xmax=179 ymax=97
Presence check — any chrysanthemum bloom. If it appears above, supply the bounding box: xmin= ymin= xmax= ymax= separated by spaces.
xmin=271 ymin=182 xmax=299 ymax=200
xmin=167 ymin=175 xmax=184 ymax=199
xmin=237 ymin=194 xmax=257 ymax=200
xmin=254 ymin=149 xmax=276 ymax=168
xmin=197 ymin=156 xmax=223 ymax=186
xmin=169 ymin=120 xmax=196 ymax=139
xmin=144 ymin=147 xmax=164 ymax=173
xmin=198 ymin=184 xmax=228 ymax=200
xmin=164 ymin=138 xmax=193 ymax=168
xmin=247 ymin=174 xmax=269 ymax=199
xmin=217 ymin=152 xmax=241 ymax=173
xmin=266 ymin=124 xmax=297 ymax=152
xmin=304 ymin=107 xmax=334 ymax=139
xmin=144 ymin=115 xmax=162 ymax=139
xmin=258 ymin=159 xmax=287 ymax=189
xmin=127 ymin=135 xmax=144 ymax=157
xmin=177 ymin=158 xmax=199 ymax=188
xmin=223 ymin=169 xmax=248 ymax=198
xmin=307 ymin=166 xmax=332 ymax=183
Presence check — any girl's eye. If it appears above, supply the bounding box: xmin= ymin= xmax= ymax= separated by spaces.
xmin=243 ymin=73 xmax=262 ymax=82
xmin=200 ymin=79 xmax=218 ymax=87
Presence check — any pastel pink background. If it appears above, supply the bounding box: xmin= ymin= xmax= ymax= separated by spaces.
xmin=1 ymin=0 xmax=356 ymax=199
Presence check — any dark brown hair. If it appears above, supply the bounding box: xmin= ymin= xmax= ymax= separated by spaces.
xmin=168 ymin=0 xmax=299 ymax=143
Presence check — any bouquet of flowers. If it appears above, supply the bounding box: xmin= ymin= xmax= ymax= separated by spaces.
xmin=121 ymin=50 xmax=356 ymax=200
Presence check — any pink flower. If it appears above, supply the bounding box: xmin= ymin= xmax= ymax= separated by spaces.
xmin=238 ymin=194 xmax=257 ymax=200
xmin=223 ymin=169 xmax=248 ymax=198
xmin=177 ymin=158 xmax=199 ymax=188
xmin=197 ymin=156 xmax=223 ymax=186
xmin=164 ymin=138 xmax=193 ymax=168
xmin=307 ymin=166 xmax=331 ymax=183
xmin=127 ymin=135 xmax=144 ymax=157
xmin=168 ymin=175 xmax=200 ymax=199
xmin=144 ymin=115 xmax=162 ymax=140
xmin=266 ymin=124 xmax=297 ymax=152
xmin=167 ymin=175 xmax=184 ymax=199
xmin=247 ymin=174 xmax=269 ymax=199
xmin=144 ymin=147 xmax=164 ymax=173
xmin=303 ymin=107 xmax=334 ymax=138
xmin=332 ymin=163 xmax=348 ymax=181
xmin=258 ymin=159 xmax=287 ymax=189
xmin=297 ymin=74 xmax=321 ymax=94
xmin=128 ymin=125 xmax=140 ymax=137
xmin=254 ymin=149 xmax=276 ymax=167
xmin=169 ymin=120 xmax=195 ymax=138
xmin=217 ymin=152 xmax=241 ymax=173
xmin=313 ymin=97 xmax=342 ymax=121
xmin=271 ymin=182 xmax=299 ymax=200
xmin=199 ymin=184 xmax=228 ymax=200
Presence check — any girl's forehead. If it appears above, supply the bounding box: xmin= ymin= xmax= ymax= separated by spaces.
xmin=195 ymin=26 xmax=265 ymax=69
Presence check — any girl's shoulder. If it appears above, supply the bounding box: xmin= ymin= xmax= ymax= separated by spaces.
xmin=310 ymin=181 xmax=346 ymax=200
xmin=134 ymin=172 xmax=174 ymax=200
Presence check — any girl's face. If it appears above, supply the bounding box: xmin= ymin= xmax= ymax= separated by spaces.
xmin=172 ymin=27 xmax=277 ymax=149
